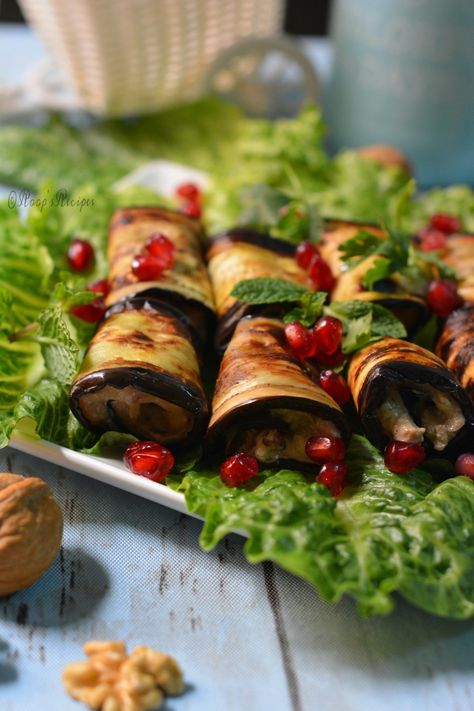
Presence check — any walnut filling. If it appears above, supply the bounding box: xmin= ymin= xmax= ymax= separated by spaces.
xmin=377 ymin=383 xmax=465 ymax=451
xmin=416 ymin=385 xmax=466 ymax=451
xmin=236 ymin=409 xmax=341 ymax=464
xmin=378 ymin=385 xmax=425 ymax=444
xmin=79 ymin=384 xmax=193 ymax=442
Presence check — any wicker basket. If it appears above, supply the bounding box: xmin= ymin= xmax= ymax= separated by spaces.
xmin=18 ymin=0 xmax=284 ymax=116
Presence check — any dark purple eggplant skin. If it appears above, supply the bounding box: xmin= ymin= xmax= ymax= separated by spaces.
xmin=70 ymin=366 xmax=208 ymax=445
xmin=358 ymin=362 xmax=474 ymax=458
xmin=214 ymin=302 xmax=295 ymax=354
xmin=69 ymin=297 xmax=209 ymax=449
xmin=206 ymin=395 xmax=349 ymax=472
xmin=208 ymin=228 xmax=297 ymax=257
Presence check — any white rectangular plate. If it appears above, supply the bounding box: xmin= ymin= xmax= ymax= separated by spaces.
xmin=10 ymin=431 xmax=197 ymax=518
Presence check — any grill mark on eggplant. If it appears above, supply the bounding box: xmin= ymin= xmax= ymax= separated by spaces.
xmin=208 ymin=228 xmax=297 ymax=257
xmin=109 ymin=206 xmax=202 ymax=235
xmin=106 ymin=206 xmax=214 ymax=333
xmin=436 ymin=306 xmax=474 ymax=402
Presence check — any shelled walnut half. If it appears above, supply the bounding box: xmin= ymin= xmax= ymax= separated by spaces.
xmin=63 ymin=640 xmax=184 ymax=711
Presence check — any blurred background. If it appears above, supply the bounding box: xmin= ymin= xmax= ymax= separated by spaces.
xmin=0 ymin=0 xmax=473 ymax=185
xmin=2 ymin=0 xmax=333 ymax=33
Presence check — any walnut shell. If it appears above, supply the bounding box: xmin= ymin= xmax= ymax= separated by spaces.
xmin=0 ymin=473 xmax=63 ymax=595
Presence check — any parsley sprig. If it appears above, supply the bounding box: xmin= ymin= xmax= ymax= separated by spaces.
xmin=339 ymin=228 xmax=456 ymax=291
xmin=237 ymin=183 xmax=321 ymax=245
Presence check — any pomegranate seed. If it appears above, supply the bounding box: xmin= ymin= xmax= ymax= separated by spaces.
xmin=318 ymin=370 xmax=351 ymax=406
xmin=70 ymin=299 xmax=106 ymax=323
xmin=308 ymin=253 xmax=336 ymax=292
xmin=145 ymin=233 xmax=176 ymax=269
xmin=295 ymin=241 xmax=319 ymax=269
xmin=305 ymin=436 xmax=346 ymax=463
xmin=220 ymin=453 xmax=259 ymax=487
xmin=315 ymin=347 xmax=346 ymax=368
xmin=124 ymin=440 xmax=174 ymax=482
xmin=131 ymin=254 xmax=165 ymax=281
xmin=316 ymin=462 xmax=348 ymax=497
xmin=427 ymin=279 xmax=463 ymax=318
xmin=454 ymin=453 xmax=474 ymax=480
xmin=418 ymin=228 xmax=447 ymax=252
xmin=181 ymin=202 xmax=202 ymax=219
xmin=87 ymin=278 xmax=110 ymax=297
xmin=312 ymin=316 xmax=343 ymax=356
xmin=175 ymin=182 xmax=201 ymax=202
xmin=284 ymin=321 xmax=315 ymax=359
xmin=429 ymin=213 xmax=461 ymax=235
xmin=67 ymin=238 xmax=94 ymax=273
xmin=384 ymin=440 xmax=426 ymax=474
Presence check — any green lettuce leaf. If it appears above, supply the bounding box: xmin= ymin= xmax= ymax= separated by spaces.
xmin=176 ymin=436 xmax=474 ymax=619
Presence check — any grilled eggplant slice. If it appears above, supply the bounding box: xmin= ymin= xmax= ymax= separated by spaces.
xmin=206 ymin=229 xmax=307 ymax=350
xmin=70 ymin=298 xmax=208 ymax=447
xmin=443 ymin=232 xmax=474 ymax=303
xmin=320 ymin=220 xmax=429 ymax=333
xmin=436 ymin=305 xmax=474 ymax=404
xmin=349 ymin=337 xmax=472 ymax=455
xmin=206 ymin=316 xmax=349 ymax=469
xmin=106 ymin=207 xmax=215 ymax=334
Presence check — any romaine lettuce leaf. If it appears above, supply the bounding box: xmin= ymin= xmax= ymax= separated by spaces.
xmin=0 ymin=98 xmax=242 ymax=192
xmin=401 ymin=185 xmax=474 ymax=233
xmin=175 ymin=436 xmax=474 ymax=619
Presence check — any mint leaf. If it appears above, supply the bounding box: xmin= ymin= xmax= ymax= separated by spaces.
xmin=37 ymin=306 xmax=80 ymax=387
xmin=369 ymin=303 xmax=408 ymax=340
xmin=283 ymin=291 xmax=327 ymax=327
xmin=231 ymin=278 xmax=308 ymax=304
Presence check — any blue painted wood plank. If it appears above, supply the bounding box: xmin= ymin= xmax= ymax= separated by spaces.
xmin=0 ymin=448 xmax=292 ymax=711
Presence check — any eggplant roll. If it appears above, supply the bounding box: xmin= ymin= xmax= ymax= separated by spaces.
xmin=320 ymin=220 xmax=429 ymax=333
xmin=206 ymin=316 xmax=349 ymax=469
xmin=436 ymin=305 xmax=474 ymax=403
xmin=349 ymin=337 xmax=472 ymax=454
xmin=206 ymin=229 xmax=307 ymax=350
xmin=70 ymin=298 xmax=208 ymax=447
xmin=443 ymin=233 xmax=474 ymax=303
xmin=106 ymin=207 xmax=215 ymax=333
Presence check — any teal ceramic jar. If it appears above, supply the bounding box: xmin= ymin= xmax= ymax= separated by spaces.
xmin=325 ymin=0 xmax=474 ymax=186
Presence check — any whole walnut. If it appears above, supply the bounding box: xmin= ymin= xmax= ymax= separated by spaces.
xmin=0 ymin=473 xmax=63 ymax=595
